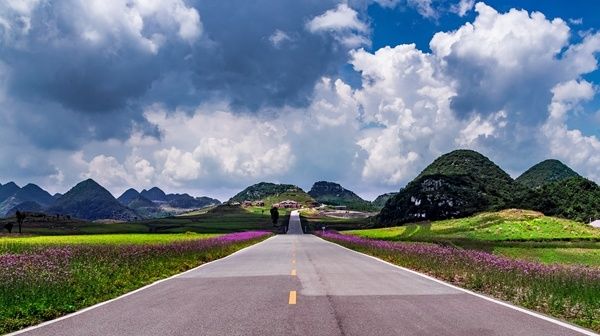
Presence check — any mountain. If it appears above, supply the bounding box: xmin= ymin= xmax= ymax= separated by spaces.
xmin=53 ymin=193 xmax=63 ymax=200
xmin=378 ymin=150 xmax=515 ymax=225
xmin=308 ymin=181 xmax=373 ymax=210
xmin=165 ymin=194 xmax=220 ymax=209
xmin=0 ymin=183 xmax=55 ymax=217
xmin=118 ymin=188 xmax=143 ymax=205
xmin=372 ymin=192 xmax=398 ymax=209
xmin=229 ymin=182 xmax=314 ymax=205
xmin=6 ymin=201 xmax=43 ymax=216
xmin=46 ymin=179 xmax=138 ymax=221
xmin=515 ymin=176 xmax=600 ymax=223
xmin=0 ymin=182 xmax=20 ymax=203
xmin=14 ymin=183 xmax=55 ymax=206
xmin=515 ymin=159 xmax=580 ymax=189
xmin=140 ymin=187 xmax=167 ymax=202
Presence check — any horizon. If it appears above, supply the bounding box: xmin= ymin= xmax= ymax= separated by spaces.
xmin=1 ymin=1 xmax=599 ymax=202
xmin=0 ymin=151 xmax=591 ymax=202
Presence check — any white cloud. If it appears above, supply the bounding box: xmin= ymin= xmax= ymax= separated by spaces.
xmin=450 ymin=0 xmax=475 ymax=17
xmin=408 ymin=0 xmax=437 ymax=19
xmin=10 ymin=2 xmax=600 ymax=199
xmin=269 ymin=29 xmax=292 ymax=48
xmin=306 ymin=4 xmax=370 ymax=48
xmin=49 ymin=0 xmax=201 ymax=53
xmin=543 ymin=81 xmax=600 ymax=181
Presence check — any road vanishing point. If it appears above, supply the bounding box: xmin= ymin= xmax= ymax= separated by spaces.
xmin=12 ymin=211 xmax=597 ymax=336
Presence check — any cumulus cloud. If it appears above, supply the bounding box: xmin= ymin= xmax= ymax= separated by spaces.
xmin=450 ymin=0 xmax=475 ymax=17
xmin=306 ymin=3 xmax=370 ymax=48
xmin=1 ymin=1 xmax=600 ymax=199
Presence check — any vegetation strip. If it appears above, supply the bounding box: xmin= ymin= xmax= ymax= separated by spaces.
xmin=0 ymin=231 xmax=271 ymax=334
xmin=319 ymin=231 xmax=600 ymax=333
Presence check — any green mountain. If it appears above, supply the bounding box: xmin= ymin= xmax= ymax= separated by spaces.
xmin=515 ymin=176 xmax=600 ymax=223
xmin=47 ymin=179 xmax=138 ymax=221
xmin=378 ymin=150 xmax=515 ymax=225
xmin=308 ymin=181 xmax=373 ymax=210
xmin=515 ymin=159 xmax=580 ymax=189
xmin=229 ymin=182 xmax=313 ymax=205
xmin=372 ymin=192 xmax=398 ymax=209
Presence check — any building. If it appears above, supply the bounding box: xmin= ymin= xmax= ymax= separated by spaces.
xmin=253 ymin=200 xmax=265 ymax=206
xmin=277 ymin=200 xmax=299 ymax=209
xmin=591 ymin=220 xmax=600 ymax=228
xmin=242 ymin=201 xmax=253 ymax=207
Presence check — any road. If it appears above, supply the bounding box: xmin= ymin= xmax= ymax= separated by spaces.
xmin=13 ymin=211 xmax=596 ymax=336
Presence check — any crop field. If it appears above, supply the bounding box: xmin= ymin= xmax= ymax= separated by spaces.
xmin=0 ymin=205 xmax=285 ymax=235
xmin=0 ymin=233 xmax=218 ymax=253
xmin=0 ymin=231 xmax=272 ymax=334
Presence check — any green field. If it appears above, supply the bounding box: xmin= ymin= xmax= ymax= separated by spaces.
xmin=346 ymin=209 xmax=599 ymax=242
xmin=0 ymin=205 xmax=286 ymax=235
xmin=494 ymin=245 xmax=600 ymax=267
xmin=0 ymin=233 xmax=218 ymax=254
xmin=342 ymin=209 xmax=600 ymax=268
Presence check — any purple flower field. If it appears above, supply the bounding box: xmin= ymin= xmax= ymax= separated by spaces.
xmin=320 ymin=231 xmax=600 ymax=332
xmin=0 ymin=231 xmax=271 ymax=334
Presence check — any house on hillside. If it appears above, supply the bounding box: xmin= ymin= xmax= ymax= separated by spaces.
xmin=253 ymin=200 xmax=265 ymax=206
xmin=591 ymin=220 xmax=600 ymax=228
xmin=242 ymin=201 xmax=253 ymax=207
xmin=277 ymin=200 xmax=299 ymax=209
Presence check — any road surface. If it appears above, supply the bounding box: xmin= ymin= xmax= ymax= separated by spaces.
xmin=13 ymin=211 xmax=596 ymax=336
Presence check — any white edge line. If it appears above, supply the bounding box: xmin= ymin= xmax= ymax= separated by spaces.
xmin=317 ymin=236 xmax=599 ymax=336
xmin=6 ymin=235 xmax=276 ymax=336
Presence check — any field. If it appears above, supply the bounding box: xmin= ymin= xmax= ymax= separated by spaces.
xmin=346 ymin=209 xmax=599 ymax=242
xmin=0 ymin=233 xmax=218 ymax=253
xmin=0 ymin=231 xmax=271 ymax=334
xmin=0 ymin=205 xmax=286 ymax=235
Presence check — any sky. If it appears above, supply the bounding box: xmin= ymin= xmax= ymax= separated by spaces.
xmin=0 ymin=0 xmax=599 ymax=201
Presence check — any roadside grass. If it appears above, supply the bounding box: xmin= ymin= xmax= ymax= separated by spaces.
xmin=320 ymin=232 xmax=600 ymax=332
xmin=0 ymin=231 xmax=272 ymax=334
xmin=0 ymin=233 xmax=218 ymax=254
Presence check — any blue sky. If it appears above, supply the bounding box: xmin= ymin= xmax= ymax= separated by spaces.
xmin=0 ymin=0 xmax=599 ymax=200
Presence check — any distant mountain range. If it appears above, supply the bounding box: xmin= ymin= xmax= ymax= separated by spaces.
xmin=378 ymin=150 xmax=599 ymax=225
xmin=308 ymin=181 xmax=375 ymax=211
xmin=0 ymin=180 xmax=220 ymax=221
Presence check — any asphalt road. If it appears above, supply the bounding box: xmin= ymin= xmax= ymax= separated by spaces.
xmin=13 ymin=211 xmax=596 ymax=336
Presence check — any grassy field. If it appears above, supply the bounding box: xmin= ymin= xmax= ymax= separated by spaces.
xmin=494 ymin=245 xmax=600 ymax=267
xmin=0 ymin=233 xmax=218 ymax=253
xmin=0 ymin=231 xmax=272 ymax=334
xmin=342 ymin=209 xmax=600 ymax=267
xmin=0 ymin=205 xmax=286 ymax=235
xmin=346 ymin=209 xmax=599 ymax=242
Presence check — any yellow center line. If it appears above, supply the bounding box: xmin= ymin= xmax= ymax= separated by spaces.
xmin=289 ymin=291 xmax=297 ymax=305
xmin=291 ymin=269 xmax=296 ymax=276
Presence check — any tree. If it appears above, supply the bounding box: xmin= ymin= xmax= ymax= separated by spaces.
xmin=15 ymin=210 xmax=26 ymax=234
xmin=4 ymin=223 xmax=13 ymax=233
